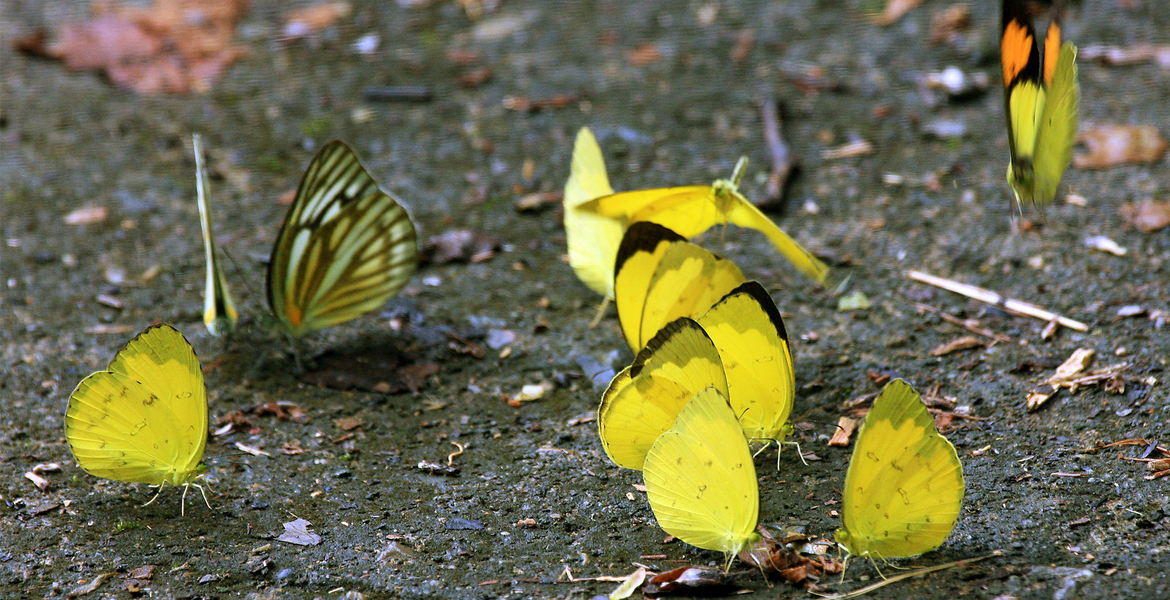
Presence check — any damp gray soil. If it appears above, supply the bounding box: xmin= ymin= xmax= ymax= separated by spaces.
xmin=2 ymin=1 xmax=1169 ymax=598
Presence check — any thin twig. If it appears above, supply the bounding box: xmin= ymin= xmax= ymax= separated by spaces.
xmin=813 ymin=551 xmax=1003 ymax=599
xmin=758 ymin=93 xmax=798 ymax=204
xmin=907 ymin=271 xmax=1087 ymax=332
xmin=915 ymin=302 xmax=1012 ymax=343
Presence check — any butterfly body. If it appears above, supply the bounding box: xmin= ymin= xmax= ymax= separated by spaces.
xmin=66 ymin=324 xmax=209 ymax=511
xmin=267 ymin=141 xmax=419 ymax=336
xmin=1002 ymin=0 xmax=1079 ymax=207
xmin=835 ymin=379 xmax=964 ymax=559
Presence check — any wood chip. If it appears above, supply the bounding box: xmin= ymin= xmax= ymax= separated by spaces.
xmin=829 ymin=416 xmax=857 ymax=447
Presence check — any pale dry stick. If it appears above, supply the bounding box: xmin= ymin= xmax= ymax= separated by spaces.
xmin=906 ymin=271 xmax=1088 ymax=332
xmin=814 ymin=551 xmax=1004 ymax=599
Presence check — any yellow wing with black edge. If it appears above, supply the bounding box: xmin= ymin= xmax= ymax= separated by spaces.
xmin=66 ymin=324 xmax=208 ymax=491
xmin=644 ymin=387 xmax=760 ymax=564
xmin=581 ymin=158 xmax=828 ymax=284
xmin=835 ymin=379 xmax=964 ymax=559
xmin=614 ymin=222 xmax=745 ymax=352
xmin=563 ymin=127 xmax=623 ymax=297
xmin=1003 ymin=0 xmax=1078 ymax=207
xmin=267 ymin=141 xmax=419 ymax=336
xmin=193 ymin=134 xmax=238 ymax=337
xmin=697 ymin=281 xmax=794 ymax=443
xmin=597 ymin=318 xmax=728 ymax=471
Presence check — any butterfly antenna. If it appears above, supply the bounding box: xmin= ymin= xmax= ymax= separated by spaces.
xmin=588 ymin=297 xmax=611 ymax=328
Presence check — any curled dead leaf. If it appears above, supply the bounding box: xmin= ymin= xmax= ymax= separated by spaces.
xmin=1074 ymin=124 xmax=1168 ymax=169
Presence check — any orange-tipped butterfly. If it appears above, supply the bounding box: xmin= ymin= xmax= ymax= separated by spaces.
xmin=1002 ymin=0 xmax=1079 ymax=208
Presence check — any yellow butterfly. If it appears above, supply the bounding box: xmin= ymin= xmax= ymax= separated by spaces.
xmin=835 ymin=379 xmax=965 ymax=559
xmin=1002 ymin=0 xmax=1079 ymax=207
xmin=268 ymin=141 xmax=419 ymax=336
xmin=579 ymin=154 xmax=829 ymax=285
xmin=193 ymin=134 xmax=238 ymax=337
xmin=563 ymin=127 xmax=622 ymax=298
xmin=644 ymin=387 xmax=760 ymax=566
xmin=697 ymin=281 xmax=794 ymax=444
xmin=65 ymin=324 xmax=210 ymax=514
xmin=614 ymin=221 xmax=745 ymax=352
xmin=598 ymin=318 xmax=728 ymax=471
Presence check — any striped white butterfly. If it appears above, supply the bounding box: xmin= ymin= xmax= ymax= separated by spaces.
xmin=193 ymin=134 xmax=239 ymax=337
xmin=267 ymin=141 xmax=419 ymax=336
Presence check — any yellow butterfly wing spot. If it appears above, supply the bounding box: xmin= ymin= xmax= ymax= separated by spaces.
xmin=65 ymin=324 xmax=208 ymax=504
xmin=581 ymin=159 xmax=829 ymax=284
xmin=598 ymin=319 xmax=728 ymax=470
xmin=835 ymin=379 xmax=965 ymax=559
xmin=644 ymin=387 xmax=760 ymax=562
xmin=1002 ymin=0 xmax=1079 ymax=207
xmin=267 ymin=141 xmax=419 ymax=336
xmin=563 ymin=127 xmax=623 ymax=298
xmin=614 ymin=222 xmax=745 ymax=352
xmin=697 ymin=281 xmax=794 ymax=443
xmin=193 ymin=134 xmax=238 ymax=337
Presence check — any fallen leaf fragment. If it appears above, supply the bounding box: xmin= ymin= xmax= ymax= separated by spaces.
xmin=828 ymin=416 xmax=857 ymax=447
xmin=278 ymin=518 xmax=321 ymax=546
xmin=1085 ymin=235 xmax=1127 ymax=256
xmin=1079 ymin=44 xmax=1170 ymax=67
xmin=607 ymin=567 xmax=647 ymax=600
xmin=626 ymin=42 xmax=661 ymax=65
xmin=1027 ymin=348 xmax=1129 ymax=410
xmin=1074 ymin=124 xmax=1169 ymax=169
xmin=66 ymin=573 xmax=113 ymax=598
xmin=872 ymin=0 xmax=925 ymax=26
xmin=836 ymin=290 xmax=870 ymax=311
xmin=821 ymin=139 xmax=873 ymax=160
xmin=421 ymin=229 xmax=501 ymax=264
xmin=64 ymin=206 xmax=109 ymax=225
xmin=16 ymin=0 xmax=248 ymax=94
xmin=1120 ymin=199 xmax=1170 ymax=233
xmin=929 ymin=335 xmax=985 ymax=356
xmin=283 ymin=1 xmax=352 ymax=39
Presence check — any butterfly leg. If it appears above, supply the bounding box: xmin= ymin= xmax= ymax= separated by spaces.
xmin=587 ymin=297 xmax=611 ymax=329
xmin=143 ymin=483 xmax=167 ymax=508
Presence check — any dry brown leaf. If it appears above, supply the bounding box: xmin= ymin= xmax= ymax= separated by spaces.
xmin=14 ymin=0 xmax=248 ymax=94
xmin=929 ymin=4 xmax=971 ymax=46
xmin=64 ymin=206 xmax=109 ymax=225
xmin=1074 ymin=124 xmax=1168 ymax=169
xmin=929 ymin=335 xmax=985 ymax=356
xmin=283 ymin=1 xmax=352 ymax=38
xmin=872 ymin=0 xmax=926 ymax=26
xmin=625 ymin=42 xmax=661 ymax=66
xmin=1079 ymin=44 xmax=1170 ymax=67
xmin=1120 ymin=199 xmax=1170 ymax=233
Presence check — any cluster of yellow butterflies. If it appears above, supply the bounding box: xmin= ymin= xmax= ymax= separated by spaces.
xmin=62 ymin=1 xmax=1075 ymax=576
xmin=563 ymin=127 xmax=966 ymax=566
xmin=66 ymin=138 xmax=422 ymax=511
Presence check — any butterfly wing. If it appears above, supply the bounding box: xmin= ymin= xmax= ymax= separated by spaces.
xmin=267 ymin=141 xmax=418 ymax=336
xmin=1032 ymin=40 xmax=1079 ymax=206
xmin=723 ymin=197 xmax=829 ymax=284
xmin=563 ymin=127 xmax=623 ymax=297
xmin=698 ymin=281 xmax=794 ymax=442
xmin=598 ymin=319 xmax=728 ymax=470
xmin=193 ymin=134 xmax=238 ymax=337
xmin=616 ymin=229 xmax=745 ymax=352
xmin=613 ymin=222 xmax=688 ymax=351
xmin=644 ymin=387 xmax=760 ymax=557
xmin=1002 ymin=0 xmax=1044 ymax=203
xmin=836 ymin=379 xmax=964 ymax=559
xmin=66 ymin=324 xmax=207 ymax=487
